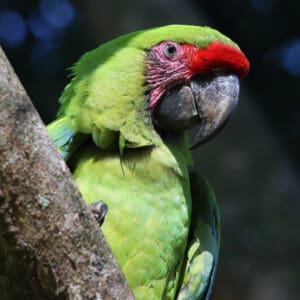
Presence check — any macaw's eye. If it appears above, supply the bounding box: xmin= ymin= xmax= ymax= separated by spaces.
xmin=164 ymin=43 xmax=177 ymax=58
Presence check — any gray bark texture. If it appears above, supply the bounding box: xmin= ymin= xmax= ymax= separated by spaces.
xmin=0 ymin=47 xmax=134 ymax=300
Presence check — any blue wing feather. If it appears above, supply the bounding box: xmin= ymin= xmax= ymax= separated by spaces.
xmin=178 ymin=172 xmax=220 ymax=300
xmin=47 ymin=116 xmax=87 ymax=161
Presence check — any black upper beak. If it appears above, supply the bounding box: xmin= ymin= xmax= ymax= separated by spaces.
xmin=152 ymin=73 xmax=240 ymax=149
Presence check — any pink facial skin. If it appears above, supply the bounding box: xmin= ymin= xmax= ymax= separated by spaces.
xmin=146 ymin=41 xmax=191 ymax=110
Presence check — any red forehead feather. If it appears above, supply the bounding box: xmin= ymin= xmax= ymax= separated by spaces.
xmin=182 ymin=41 xmax=250 ymax=79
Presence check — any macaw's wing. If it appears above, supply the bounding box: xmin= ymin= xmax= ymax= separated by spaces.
xmin=47 ymin=116 xmax=87 ymax=161
xmin=178 ymin=172 xmax=220 ymax=300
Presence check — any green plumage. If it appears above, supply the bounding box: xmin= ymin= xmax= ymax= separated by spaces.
xmin=70 ymin=137 xmax=192 ymax=299
xmin=47 ymin=25 xmax=229 ymax=299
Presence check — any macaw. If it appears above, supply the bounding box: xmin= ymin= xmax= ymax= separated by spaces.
xmin=47 ymin=25 xmax=249 ymax=299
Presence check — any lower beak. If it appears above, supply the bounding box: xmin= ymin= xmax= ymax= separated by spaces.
xmin=152 ymin=73 xmax=240 ymax=149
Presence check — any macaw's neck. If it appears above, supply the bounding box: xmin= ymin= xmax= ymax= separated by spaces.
xmin=151 ymin=129 xmax=193 ymax=178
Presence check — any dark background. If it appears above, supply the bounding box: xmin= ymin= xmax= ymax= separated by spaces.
xmin=1 ymin=0 xmax=299 ymax=299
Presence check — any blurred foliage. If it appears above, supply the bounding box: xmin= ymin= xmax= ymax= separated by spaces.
xmin=0 ymin=1 xmax=299 ymax=299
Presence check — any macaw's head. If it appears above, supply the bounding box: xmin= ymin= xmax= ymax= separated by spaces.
xmin=145 ymin=38 xmax=249 ymax=148
xmin=60 ymin=25 xmax=249 ymax=150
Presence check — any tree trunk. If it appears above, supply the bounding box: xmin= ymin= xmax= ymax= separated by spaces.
xmin=0 ymin=47 xmax=134 ymax=300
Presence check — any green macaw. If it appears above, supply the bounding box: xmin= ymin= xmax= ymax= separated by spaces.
xmin=47 ymin=25 xmax=249 ymax=299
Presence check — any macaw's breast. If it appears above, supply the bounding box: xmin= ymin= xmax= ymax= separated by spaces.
xmin=70 ymin=143 xmax=192 ymax=299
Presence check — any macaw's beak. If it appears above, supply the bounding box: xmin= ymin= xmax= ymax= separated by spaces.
xmin=152 ymin=73 xmax=240 ymax=149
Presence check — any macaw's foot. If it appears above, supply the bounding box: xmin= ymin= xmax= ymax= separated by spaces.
xmin=89 ymin=201 xmax=108 ymax=227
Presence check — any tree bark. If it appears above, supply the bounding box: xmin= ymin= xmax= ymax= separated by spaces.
xmin=0 ymin=47 xmax=134 ymax=300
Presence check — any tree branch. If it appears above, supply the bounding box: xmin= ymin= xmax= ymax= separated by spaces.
xmin=0 ymin=47 xmax=134 ymax=299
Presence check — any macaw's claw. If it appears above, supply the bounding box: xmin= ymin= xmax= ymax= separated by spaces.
xmin=89 ymin=201 xmax=108 ymax=227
